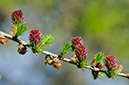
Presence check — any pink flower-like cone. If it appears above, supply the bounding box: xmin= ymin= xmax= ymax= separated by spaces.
xmin=105 ymin=55 xmax=117 ymax=71
xmin=75 ymin=45 xmax=88 ymax=68
xmin=105 ymin=55 xmax=117 ymax=78
xmin=29 ymin=29 xmax=42 ymax=53
xmin=71 ymin=37 xmax=83 ymax=50
xmin=75 ymin=45 xmax=87 ymax=61
xmin=11 ymin=9 xmax=24 ymax=24
xmin=29 ymin=29 xmax=42 ymax=46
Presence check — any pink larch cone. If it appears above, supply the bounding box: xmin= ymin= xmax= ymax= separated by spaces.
xmin=75 ymin=45 xmax=87 ymax=62
xmin=71 ymin=37 xmax=83 ymax=49
xmin=105 ymin=55 xmax=117 ymax=71
xmin=11 ymin=9 xmax=24 ymax=24
xmin=29 ymin=29 xmax=42 ymax=46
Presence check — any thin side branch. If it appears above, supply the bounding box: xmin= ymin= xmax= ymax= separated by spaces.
xmin=0 ymin=30 xmax=129 ymax=79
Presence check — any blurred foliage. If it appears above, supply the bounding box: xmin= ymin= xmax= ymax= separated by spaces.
xmin=0 ymin=0 xmax=129 ymax=85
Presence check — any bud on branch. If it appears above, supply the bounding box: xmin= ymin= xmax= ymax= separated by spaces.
xmin=29 ymin=29 xmax=53 ymax=55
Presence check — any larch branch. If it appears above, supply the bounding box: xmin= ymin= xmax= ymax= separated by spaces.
xmin=0 ymin=30 xmax=129 ymax=79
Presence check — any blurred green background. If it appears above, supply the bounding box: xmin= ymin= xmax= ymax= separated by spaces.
xmin=0 ymin=0 xmax=129 ymax=85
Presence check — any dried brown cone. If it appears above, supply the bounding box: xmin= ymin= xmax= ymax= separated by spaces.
xmin=44 ymin=57 xmax=53 ymax=65
xmin=9 ymin=30 xmax=15 ymax=36
xmin=53 ymin=58 xmax=62 ymax=69
xmin=0 ymin=35 xmax=7 ymax=45
xmin=17 ymin=44 xmax=27 ymax=55
xmin=9 ymin=25 xmax=17 ymax=36
xmin=117 ymin=64 xmax=123 ymax=73
xmin=53 ymin=62 xmax=62 ymax=69
xmin=45 ymin=56 xmax=61 ymax=69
